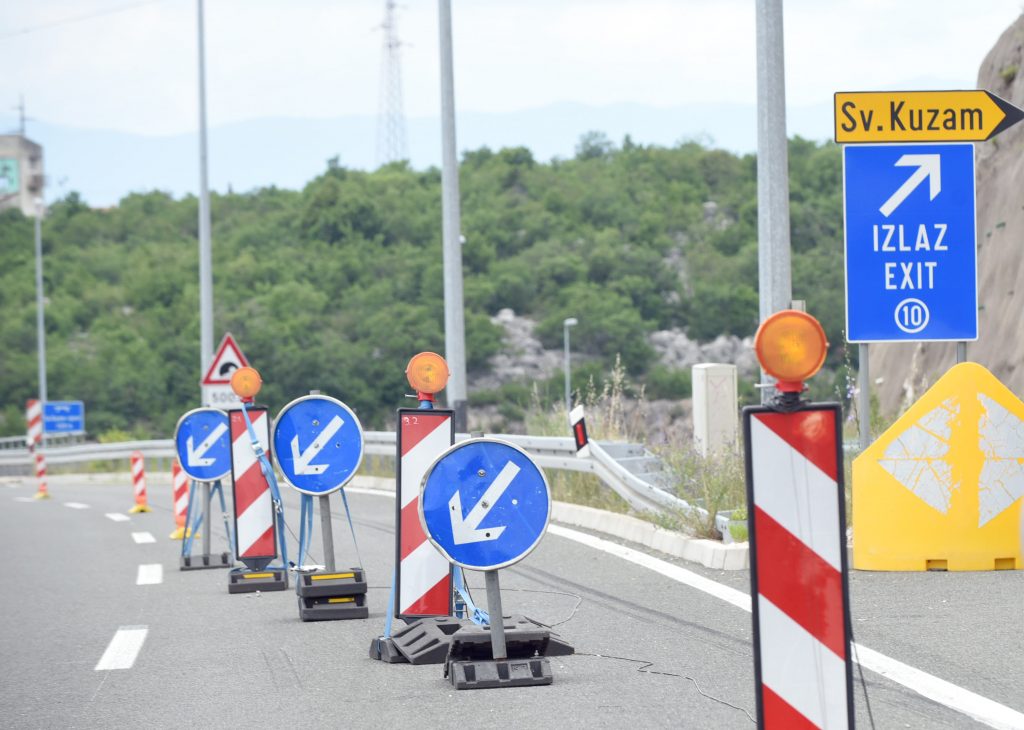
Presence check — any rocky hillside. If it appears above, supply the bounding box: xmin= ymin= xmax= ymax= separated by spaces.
xmin=873 ymin=14 xmax=1024 ymax=414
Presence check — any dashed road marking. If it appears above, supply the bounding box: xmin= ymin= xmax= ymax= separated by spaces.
xmin=106 ymin=513 xmax=130 ymax=522
xmin=131 ymin=531 xmax=156 ymax=544
xmin=136 ymin=564 xmax=163 ymax=585
xmin=547 ymin=524 xmax=1024 ymax=730
xmin=64 ymin=502 xmax=90 ymax=509
xmin=94 ymin=626 xmax=148 ymax=671
xmin=13 ymin=497 xmax=35 ymax=503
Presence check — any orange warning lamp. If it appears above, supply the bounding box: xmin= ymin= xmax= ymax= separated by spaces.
xmin=406 ymin=352 xmax=449 ymax=398
xmin=230 ymin=366 xmax=263 ymax=401
xmin=754 ymin=310 xmax=828 ymax=392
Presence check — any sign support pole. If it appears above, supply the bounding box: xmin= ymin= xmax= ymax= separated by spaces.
xmin=858 ymin=343 xmax=871 ymax=450
xmin=202 ymin=481 xmax=212 ymax=558
xmin=319 ymin=495 xmax=336 ymax=572
xmin=484 ymin=570 xmax=506 ymax=661
xmin=956 ymin=342 xmax=967 ymax=364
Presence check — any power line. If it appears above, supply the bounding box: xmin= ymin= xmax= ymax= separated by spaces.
xmin=0 ymin=0 xmax=172 ymax=42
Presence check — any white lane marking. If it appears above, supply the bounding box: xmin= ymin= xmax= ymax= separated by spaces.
xmin=131 ymin=531 xmax=156 ymax=544
xmin=105 ymin=513 xmax=130 ymax=522
xmin=547 ymin=524 xmax=1024 ymax=730
xmin=136 ymin=564 xmax=163 ymax=585
xmin=94 ymin=626 xmax=148 ymax=671
xmin=64 ymin=502 xmax=90 ymax=510
xmin=14 ymin=496 xmax=36 ymax=503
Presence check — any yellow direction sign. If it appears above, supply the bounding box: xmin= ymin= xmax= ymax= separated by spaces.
xmin=854 ymin=363 xmax=1023 ymax=571
xmin=834 ymin=90 xmax=1024 ymax=143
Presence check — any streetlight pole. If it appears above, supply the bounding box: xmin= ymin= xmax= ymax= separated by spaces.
xmin=197 ymin=0 xmax=214 ymax=397
xmin=755 ymin=0 xmax=792 ymax=402
xmin=437 ymin=0 xmax=468 ymax=431
xmin=563 ymin=317 xmax=578 ymax=416
xmin=34 ymin=197 xmax=47 ymax=440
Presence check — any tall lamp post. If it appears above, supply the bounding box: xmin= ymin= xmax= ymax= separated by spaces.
xmin=563 ymin=317 xmax=578 ymax=416
xmin=34 ymin=197 xmax=47 ymax=443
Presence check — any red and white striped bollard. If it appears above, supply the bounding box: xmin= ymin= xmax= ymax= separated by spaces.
xmin=25 ymin=399 xmax=49 ymax=500
xmin=128 ymin=451 xmax=152 ymax=514
xmin=169 ymin=459 xmax=191 ymax=539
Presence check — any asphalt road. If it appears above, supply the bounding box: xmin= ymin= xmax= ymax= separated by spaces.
xmin=1 ymin=474 xmax=1021 ymax=729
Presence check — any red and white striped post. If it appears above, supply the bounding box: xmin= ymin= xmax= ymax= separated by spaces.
xmin=169 ymin=459 xmax=191 ymax=539
xmin=745 ymin=406 xmax=853 ymax=729
xmin=128 ymin=451 xmax=152 ymax=514
xmin=25 ymin=399 xmax=49 ymax=500
xmin=396 ymin=409 xmax=454 ymax=618
xmin=229 ymin=408 xmax=276 ymax=569
xmin=743 ymin=310 xmax=853 ymax=729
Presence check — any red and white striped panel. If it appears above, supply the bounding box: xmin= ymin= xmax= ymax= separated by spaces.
xmin=172 ymin=459 xmax=189 ymax=525
xmin=130 ymin=451 xmax=147 ymax=504
xmin=25 ymin=399 xmax=42 ymax=448
xmin=748 ymin=407 xmax=853 ymax=730
xmin=230 ymin=408 xmax=276 ymax=561
xmin=34 ymin=450 xmax=47 ymax=492
xmin=397 ymin=410 xmax=453 ymax=617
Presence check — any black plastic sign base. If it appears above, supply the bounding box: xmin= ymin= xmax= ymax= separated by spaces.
xmin=298 ymin=593 xmax=369 ymax=622
xmin=180 ymin=552 xmax=232 ymax=571
xmin=295 ymin=569 xmax=367 ymax=598
xmin=294 ymin=568 xmax=369 ymax=621
xmin=368 ymin=636 xmax=409 ymax=663
xmin=447 ymin=657 xmax=552 ymax=689
xmin=228 ymin=567 xmax=288 ymax=594
xmin=370 ymin=614 xmax=575 ymax=666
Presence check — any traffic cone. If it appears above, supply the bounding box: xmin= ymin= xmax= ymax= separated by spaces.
xmin=169 ymin=460 xmax=193 ymax=539
xmin=128 ymin=451 xmax=152 ymax=514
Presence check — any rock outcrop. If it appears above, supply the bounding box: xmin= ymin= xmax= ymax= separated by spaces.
xmin=873 ymin=14 xmax=1024 ymax=414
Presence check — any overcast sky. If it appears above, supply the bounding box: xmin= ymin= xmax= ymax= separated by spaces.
xmin=0 ymin=0 xmax=1021 ymax=136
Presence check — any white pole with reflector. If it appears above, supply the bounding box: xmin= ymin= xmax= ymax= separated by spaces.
xmin=569 ymin=405 xmax=590 ymax=458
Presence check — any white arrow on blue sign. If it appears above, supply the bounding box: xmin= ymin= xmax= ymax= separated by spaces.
xmin=272 ymin=395 xmax=364 ymax=495
xmin=174 ymin=407 xmax=232 ymax=482
xmin=419 ymin=438 xmax=551 ymax=571
xmin=843 ymin=142 xmax=977 ymax=342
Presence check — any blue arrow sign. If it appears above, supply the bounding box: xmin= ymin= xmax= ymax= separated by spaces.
xmin=844 ymin=143 xmax=977 ymax=342
xmin=174 ymin=408 xmax=231 ymax=482
xmin=272 ymin=395 xmax=364 ymax=495
xmin=420 ymin=438 xmax=550 ymax=571
xmin=43 ymin=400 xmax=85 ymax=434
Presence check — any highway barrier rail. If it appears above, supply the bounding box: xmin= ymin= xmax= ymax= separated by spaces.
xmin=0 ymin=432 xmax=727 ymax=539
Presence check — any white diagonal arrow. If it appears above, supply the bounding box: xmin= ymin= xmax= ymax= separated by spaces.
xmin=879 ymin=154 xmax=941 ymax=217
xmin=186 ymin=422 xmax=228 ymax=467
xmin=449 ymin=460 xmax=520 ymax=545
xmin=291 ymin=415 xmax=344 ymax=475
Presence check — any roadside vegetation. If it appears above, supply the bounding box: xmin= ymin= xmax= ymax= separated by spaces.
xmin=1 ymin=134 xmax=847 ymax=440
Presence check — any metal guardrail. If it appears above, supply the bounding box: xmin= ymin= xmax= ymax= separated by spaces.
xmin=0 ymin=431 xmax=724 ymax=538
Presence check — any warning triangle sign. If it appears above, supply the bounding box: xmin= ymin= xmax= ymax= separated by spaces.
xmin=201 ymin=333 xmax=249 ymax=385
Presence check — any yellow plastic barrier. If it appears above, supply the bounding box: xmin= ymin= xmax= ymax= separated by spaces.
xmin=854 ymin=362 xmax=1023 ymax=571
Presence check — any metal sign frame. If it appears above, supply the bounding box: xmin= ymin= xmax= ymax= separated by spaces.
xmin=743 ymin=402 xmax=854 ymax=729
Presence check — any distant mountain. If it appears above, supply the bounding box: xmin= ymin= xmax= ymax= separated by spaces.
xmin=1 ymin=100 xmax=843 ymax=206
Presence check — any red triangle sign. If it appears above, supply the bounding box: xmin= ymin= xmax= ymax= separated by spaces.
xmin=201 ymin=333 xmax=250 ymax=385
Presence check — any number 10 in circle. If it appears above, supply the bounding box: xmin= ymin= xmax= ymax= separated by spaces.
xmin=894 ymin=298 xmax=930 ymax=334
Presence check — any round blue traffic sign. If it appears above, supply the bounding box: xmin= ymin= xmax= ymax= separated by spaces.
xmin=419 ymin=438 xmax=551 ymax=571
xmin=174 ymin=407 xmax=231 ymax=482
xmin=272 ymin=395 xmax=364 ymax=495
